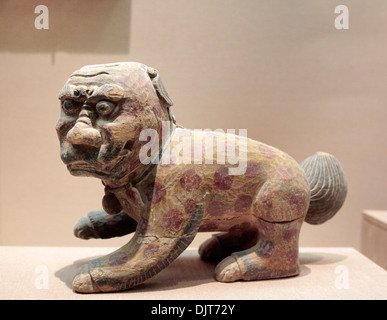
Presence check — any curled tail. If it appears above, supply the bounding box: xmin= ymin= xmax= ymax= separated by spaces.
xmin=301 ymin=152 xmax=347 ymax=225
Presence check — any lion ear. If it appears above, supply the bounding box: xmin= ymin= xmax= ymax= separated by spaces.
xmin=147 ymin=67 xmax=174 ymax=107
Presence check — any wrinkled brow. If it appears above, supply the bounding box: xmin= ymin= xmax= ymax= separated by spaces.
xmin=88 ymin=84 xmax=125 ymax=103
xmin=58 ymin=84 xmax=125 ymax=102
xmin=70 ymin=71 xmax=109 ymax=78
xmin=58 ymin=84 xmax=76 ymax=100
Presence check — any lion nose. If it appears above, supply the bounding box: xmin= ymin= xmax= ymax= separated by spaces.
xmin=66 ymin=121 xmax=102 ymax=149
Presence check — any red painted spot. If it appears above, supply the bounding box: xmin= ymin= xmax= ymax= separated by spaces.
xmin=235 ymin=195 xmax=253 ymax=212
xmin=126 ymin=189 xmax=137 ymax=202
xmin=125 ymin=188 xmax=144 ymax=207
xmin=259 ymin=144 xmax=276 ymax=159
xmin=180 ymin=169 xmax=202 ymax=192
xmin=151 ymin=182 xmax=167 ymax=204
xmin=244 ymin=161 xmax=263 ymax=178
xmin=184 ymin=199 xmax=196 ymax=214
xmin=213 ymin=167 xmax=233 ymax=190
xmin=207 ymin=201 xmax=227 ymax=216
xmin=144 ymin=244 xmax=160 ymax=259
xmin=276 ymin=166 xmax=294 ymax=181
xmin=162 ymin=209 xmax=184 ymax=232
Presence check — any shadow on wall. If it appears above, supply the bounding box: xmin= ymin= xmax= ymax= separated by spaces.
xmin=0 ymin=0 xmax=131 ymax=55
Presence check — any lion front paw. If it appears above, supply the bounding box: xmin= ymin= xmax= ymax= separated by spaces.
xmin=73 ymin=216 xmax=99 ymax=240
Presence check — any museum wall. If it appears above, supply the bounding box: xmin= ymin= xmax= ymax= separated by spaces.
xmin=0 ymin=0 xmax=386 ymax=250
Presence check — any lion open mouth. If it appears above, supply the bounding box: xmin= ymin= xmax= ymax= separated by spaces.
xmin=67 ymin=162 xmax=111 ymax=178
xmin=66 ymin=139 xmax=138 ymax=179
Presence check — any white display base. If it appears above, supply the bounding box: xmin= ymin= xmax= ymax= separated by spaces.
xmin=362 ymin=210 xmax=387 ymax=270
xmin=0 ymin=246 xmax=386 ymax=300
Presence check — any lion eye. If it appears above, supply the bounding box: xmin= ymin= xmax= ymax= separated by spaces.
xmin=96 ymin=100 xmax=116 ymax=117
xmin=62 ymin=99 xmax=80 ymax=116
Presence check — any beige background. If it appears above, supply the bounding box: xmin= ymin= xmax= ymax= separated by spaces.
xmin=0 ymin=0 xmax=386 ymax=251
